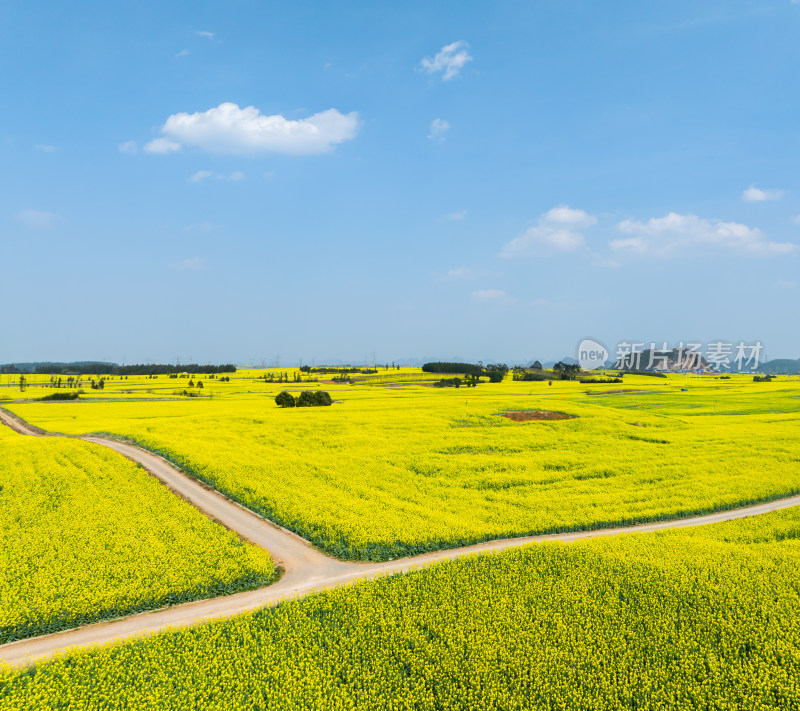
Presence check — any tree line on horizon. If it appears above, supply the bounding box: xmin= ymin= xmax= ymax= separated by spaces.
xmin=422 ymin=362 xmax=509 ymax=384
xmin=0 ymin=362 xmax=237 ymax=376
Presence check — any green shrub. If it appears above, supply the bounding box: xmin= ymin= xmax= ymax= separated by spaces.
xmin=296 ymin=390 xmax=332 ymax=407
xmin=434 ymin=378 xmax=462 ymax=388
xmin=422 ymin=362 xmax=482 ymax=377
xmin=512 ymin=371 xmax=548 ymax=382
xmin=40 ymin=391 xmax=80 ymax=401
xmin=275 ymin=391 xmax=296 ymax=408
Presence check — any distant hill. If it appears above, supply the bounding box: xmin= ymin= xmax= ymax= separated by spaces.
xmin=756 ymin=359 xmax=800 ymax=375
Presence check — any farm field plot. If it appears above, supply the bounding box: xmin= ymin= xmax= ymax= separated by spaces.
xmin=3 ymin=504 xmax=799 ymax=710
xmin=6 ymin=374 xmax=800 ymax=561
xmin=0 ymin=427 xmax=275 ymax=643
xmin=568 ymin=376 xmax=800 ymax=417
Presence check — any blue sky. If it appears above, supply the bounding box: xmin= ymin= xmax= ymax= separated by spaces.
xmin=2 ymin=1 xmax=798 ymax=365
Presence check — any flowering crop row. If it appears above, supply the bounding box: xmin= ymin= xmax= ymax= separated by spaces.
xmin=3 ymin=504 xmax=799 ymax=709
xmin=7 ymin=376 xmax=800 ymax=561
xmin=0 ymin=429 xmax=275 ymax=643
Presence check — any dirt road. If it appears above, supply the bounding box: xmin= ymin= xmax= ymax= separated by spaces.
xmin=2 ymin=407 xmax=799 ymax=669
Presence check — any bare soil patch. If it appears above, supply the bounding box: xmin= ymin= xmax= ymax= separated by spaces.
xmin=500 ymin=410 xmax=576 ymax=422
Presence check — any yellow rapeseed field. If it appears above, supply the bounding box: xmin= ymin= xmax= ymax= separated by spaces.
xmin=2 ymin=504 xmax=799 ymax=709
xmin=6 ymin=372 xmax=800 ymax=560
xmin=0 ymin=427 xmax=275 ymax=643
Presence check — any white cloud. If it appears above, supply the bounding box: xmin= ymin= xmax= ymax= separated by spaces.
xmin=793 ymin=214 xmax=800 ymax=225
xmin=428 ymin=118 xmax=450 ymax=141
xmin=118 ymin=140 xmax=138 ymax=154
xmin=609 ymin=237 xmax=646 ymax=253
xmin=17 ymin=209 xmax=61 ymax=229
xmin=543 ymin=204 xmax=597 ymax=227
xmin=175 ymin=49 xmax=190 ymax=58
xmin=197 ymin=30 xmax=214 ymax=39
xmin=776 ymin=279 xmax=797 ymax=289
xmin=144 ymin=137 xmax=182 ymax=154
xmin=613 ymin=212 xmax=797 ymax=256
xmin=472 ymin=288 xmax=512 ymax=303
xmin=443 ymin=210 xmax=466 ymax=221
xmin=433 ymin=266 xmax=501 ymax=282
xmin=172 ymin=256 xmax=206 ymax=270
xmin=188 ymin=170 xmax=244 ymax=183
xmin=500 ymin=204 xmax=596 ymax=258
xmin=742 ymin=184 xmax=784 ymax=202
xmin=420 ymin=41 xmax=472 ymax=80
xmin=539 ymin=228 xmax=585 ymax=250
xmin=189 ymin=170 xmax=213 ymax=183
xmin=34 ymin=144 xmax=56 ymax=152
xmin=147 ymin=102 xmax=360 ymax=156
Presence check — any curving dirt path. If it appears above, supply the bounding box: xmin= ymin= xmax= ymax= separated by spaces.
xmin=2 ymin=407 xmax=800 ymax=669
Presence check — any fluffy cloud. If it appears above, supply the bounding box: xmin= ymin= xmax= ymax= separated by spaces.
xmin=147 ymin=102 xmax=360 ymax=156
xmin=196 ymin=31 xmax=214 ymax=39
xmin=543 ymin=204 xmax=597 ymax=227
xmin=118 ymin=140 xmax=138 ymax=154
xmin=144 ymin=137 xmax=182 ymax=154
xmin=419 ymin=41 xmax=472 ymax=80
xmin=16 ymin=209 xmax=60 ymax=229
xmin=188 ymin=170 xmax=243 ymax=183
xmin=500 ymin=205 xmax=595 ymax=258
xmin=742 ymin=185 xmax=784 ymax=202
xmin=189 ymin=170 xmax=212 ymax=183
xmin=612 ymin=212 xmax=796 ymax=256
xmin=428 ymin=118 xmax=450 ymax=141
xmin=433 ymin=266 xmax=501 ymax=282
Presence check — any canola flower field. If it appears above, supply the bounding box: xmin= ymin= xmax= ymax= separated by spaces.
xmin=2 ymin=504 xmax=799 ymax=709
xmin=6 ymin=372 xmax=800 ymax=561
xmin=0 ymin=426 xmax=275 ymax=643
